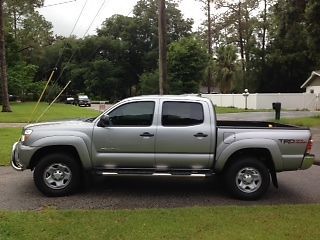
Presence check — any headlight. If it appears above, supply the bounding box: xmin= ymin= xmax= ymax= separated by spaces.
xmin=21 ymin=129 xmax=33 ymax=142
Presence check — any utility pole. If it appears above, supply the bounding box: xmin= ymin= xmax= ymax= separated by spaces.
xmin=158 ymin=0 xmax=167 ymax=95
xmin=207 ymin=0 xmax=213 ymax=93
xmin=0 ymin=0 xmax=12 ymax=112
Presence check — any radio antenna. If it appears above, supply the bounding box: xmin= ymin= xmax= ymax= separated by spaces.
xmin=35 ymin=81 xmax=72 ymax=123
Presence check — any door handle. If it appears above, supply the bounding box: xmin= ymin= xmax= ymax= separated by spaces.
xmin=193 ymin=133 xmax=208 ymax=138
xmin=140 ymin=132 xmax=154 ymax=137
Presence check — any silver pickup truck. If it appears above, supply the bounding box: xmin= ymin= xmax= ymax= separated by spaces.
xmin=11 ymin=95 xmax=315 ymax=200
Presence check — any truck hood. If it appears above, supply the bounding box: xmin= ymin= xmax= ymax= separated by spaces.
xmin=24 ymin=119 xmax=95 ymax=130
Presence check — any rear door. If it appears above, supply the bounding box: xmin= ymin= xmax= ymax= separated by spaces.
xmin=155 ymin=100 xmax=212 ymax=169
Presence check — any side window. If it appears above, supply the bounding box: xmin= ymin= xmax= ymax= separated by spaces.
xmin=162 ymin=101 xmax=204 ymax=126
xmin=109 ymin=101 xmax=155 ymax=126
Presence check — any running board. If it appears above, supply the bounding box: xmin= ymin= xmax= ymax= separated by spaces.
xmin=95 ymin=168 xmax=213 ymax=177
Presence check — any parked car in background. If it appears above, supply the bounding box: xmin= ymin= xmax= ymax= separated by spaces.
xmin=9 ymin=94 xmax=19 ymax=101
xmin=65 ymin=97 xmax=75 ymax=104
xmin=75 ymin=95 xmax=91 ymax=107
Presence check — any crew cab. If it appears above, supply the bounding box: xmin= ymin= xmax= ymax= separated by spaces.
xmin=11 ymin=95 xmax=315 ymax=200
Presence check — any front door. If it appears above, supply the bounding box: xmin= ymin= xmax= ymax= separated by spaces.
xmin=92 ymin=100 xmax=157 ymax=169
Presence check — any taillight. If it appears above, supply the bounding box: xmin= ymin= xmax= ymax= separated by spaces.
xmin=306 ymin=139 xmax=313 ymax=154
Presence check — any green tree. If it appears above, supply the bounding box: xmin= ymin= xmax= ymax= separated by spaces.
xmin=5 ymin=0 xmax=44 ymax=39
xmin=139 ymin=70 xmax=159 ymax=95
xmin=305 ymin=0 xmax=320 ymax=67
xmin=215 ymin=45 xmax=237 ymax=93
xmin=132 ymin=0 xmax=193 ymax=71
xmin=260 ymin=0 xmax=314 ymax=93
xmin=8 ymin=62 xmax=42 ymax=100
xmin=214 ymin=0 xmax=259 ymax=89
xmin=92 ymin=1 xmax=193 ymax=97
xmin=168 ymin=37 xmax=209 ymax=94
xmin=4 ymin=0 xmax=52 ymax=64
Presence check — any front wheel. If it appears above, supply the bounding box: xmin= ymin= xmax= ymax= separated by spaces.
xmin=224 ymin=157 xmax=270 ymax=200
xmin=33 ymin=153 xmax=81 ymax=197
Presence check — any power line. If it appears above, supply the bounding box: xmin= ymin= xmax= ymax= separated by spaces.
xmin=53 ymin=0 xmax=89 ymax=69
xmin=51 ymin=0 xmax=108 ymax=86
xmin=126 ymin=9 xmax=133 ymax=17
xmin=39 ymin=0 xmax=88 ymax=103
xmin=42 ymin=0 xmax=77 ymax=8
xmin=82 ymin=0 xmax=106 ymax=37
xmin=69 ymin=0 xmax=89 ymax=37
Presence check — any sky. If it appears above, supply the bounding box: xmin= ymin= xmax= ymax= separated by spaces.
xmin=38 ymin=0 xmax=205 ymax=37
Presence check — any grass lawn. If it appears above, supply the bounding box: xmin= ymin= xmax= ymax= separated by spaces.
xmin=0 ymin=102 xmax=100 ymax=123
xmin=278 ymin=115 xmax=320 ymax=128
xmin=1 ymin=205 xmax=320 ymax=240
xmin=0 ymin=102 xmax=267 ymax=122
xmin=0 ymin=128 xmax=21 ymax=166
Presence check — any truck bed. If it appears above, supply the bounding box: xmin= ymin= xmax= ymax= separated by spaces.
xmin=217 ymin=120 xmax=307 ymax=129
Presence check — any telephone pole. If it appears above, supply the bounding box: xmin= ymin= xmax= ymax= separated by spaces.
xmin=207 ymin=0 xmax=213 ymax=93
xmin=158 ymin=0 xmax=167 ymax=95
xmin=0 ymin=0 xmax=11 ymax=112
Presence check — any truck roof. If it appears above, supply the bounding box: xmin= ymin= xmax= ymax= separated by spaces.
xmin=123 ymin=95 xmax=212 ymax=103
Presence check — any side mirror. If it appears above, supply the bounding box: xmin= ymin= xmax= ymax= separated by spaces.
xmin=97 ymin=114 xmax=110 ymax=127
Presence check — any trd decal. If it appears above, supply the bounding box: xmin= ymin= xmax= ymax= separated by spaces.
xmin=279 ymin=139 xmax=307 ymax=144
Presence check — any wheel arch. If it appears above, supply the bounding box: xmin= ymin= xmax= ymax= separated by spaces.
xmin=223 ymin=148 xmax=273 ymax=170
xmin=222 ymin=148 xmax=278 ymax=188
xmin=29 ymin=145 xmax=83 ymax=171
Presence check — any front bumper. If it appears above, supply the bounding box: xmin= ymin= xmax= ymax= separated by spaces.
xmin=11 ymin=141 xmax=37 ymax=171
xmin=300 ymin=154 xmax=315 ymax=170
xmin=79 ymin=102 xmax=90 ymax=106
xmin=11 ymin=142 xmax=23 ymax=171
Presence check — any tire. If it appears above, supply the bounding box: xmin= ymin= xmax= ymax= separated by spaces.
xmin=33 ymin=153 xmax=81 ymax=197
xmin=224 ymin=157 xmax=270 ymax=200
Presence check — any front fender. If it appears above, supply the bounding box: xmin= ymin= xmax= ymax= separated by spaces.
xmin=31 ymin=136 xmax=92 ymax=169
xmin=215 ymin=139 xmax=283 ymax=172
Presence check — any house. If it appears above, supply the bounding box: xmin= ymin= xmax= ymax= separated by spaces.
xmin=301 ymin=71 xmax=320 ymax=94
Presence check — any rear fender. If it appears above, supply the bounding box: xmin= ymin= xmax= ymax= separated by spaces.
xmin=215 ymin=139 xmax=282 ymax=172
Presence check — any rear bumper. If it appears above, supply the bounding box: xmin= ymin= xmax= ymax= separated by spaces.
xmin=300 ymin=154 xmax=315 ymax=170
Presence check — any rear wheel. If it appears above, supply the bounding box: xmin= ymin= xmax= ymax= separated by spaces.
xmin=224 ymin=157 xmax=270 ymax=200
xmin=33 ymin=153 xmax=81 ymax=197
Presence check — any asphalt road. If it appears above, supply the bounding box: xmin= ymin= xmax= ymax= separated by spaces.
xmin=0 ymin=165 xmax=319 ymax=210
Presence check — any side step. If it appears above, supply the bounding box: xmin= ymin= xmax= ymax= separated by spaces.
xmin=94 ymin=168 xmax=213 ymax=177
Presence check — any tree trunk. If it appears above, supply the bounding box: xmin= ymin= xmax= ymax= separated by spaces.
xmin=13 ymin=6 xmax=17 ymax=39
xmin=237 ymin=1 xmax=246 ymax=90
xmin=158 ymin=0 xmax=168 ymax=95
xmin=0 ymin=0 xmax=12 ymax=112
xmin=260 ymin=0 xmax=267 ymax=91
xmin=262 ymin=0 xmax=267 ymax=63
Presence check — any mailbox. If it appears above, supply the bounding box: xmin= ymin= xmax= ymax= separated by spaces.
xmin=272 ymin=102 xmax=281 ymax=120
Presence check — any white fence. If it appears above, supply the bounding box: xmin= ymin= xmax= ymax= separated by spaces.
xmin=201 ymin=93 xmax=320 ymax=110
